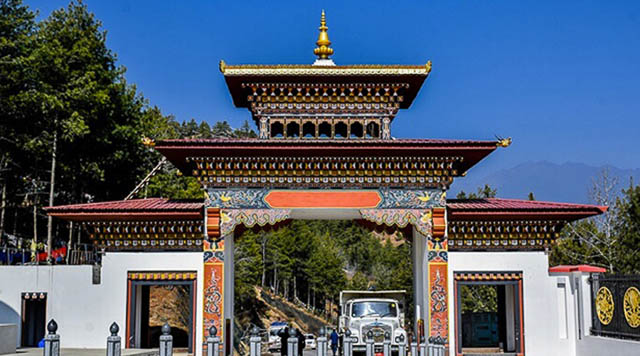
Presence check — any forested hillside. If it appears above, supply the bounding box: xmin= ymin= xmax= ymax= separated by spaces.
xmin=234 ymin=220 xmax=413 ymax=326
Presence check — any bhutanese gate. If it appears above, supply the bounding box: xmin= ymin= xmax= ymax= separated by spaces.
xmin=41 ymin=12 xmax=609 ymax=356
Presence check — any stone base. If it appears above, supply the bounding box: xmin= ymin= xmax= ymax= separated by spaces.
xmin=0 ymin=324 xmax=17 ymax=355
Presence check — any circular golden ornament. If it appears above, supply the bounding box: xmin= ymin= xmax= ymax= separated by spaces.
xmin=596 ymin=286 xmax=614 ymax=325
xmin=623 ymin=287 xmax=640 ymax=328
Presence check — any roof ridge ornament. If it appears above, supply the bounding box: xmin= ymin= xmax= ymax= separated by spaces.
xmin=313 ymin=10 xmax=335 ymax=66
xmin=496 ymin=136 xmax=512 ymax=148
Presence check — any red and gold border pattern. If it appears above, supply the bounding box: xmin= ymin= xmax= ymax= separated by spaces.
xmin=127 ymin=272 xmax=197 ymax=280
xmin=454 ymin=272 xmax=522 ymax=281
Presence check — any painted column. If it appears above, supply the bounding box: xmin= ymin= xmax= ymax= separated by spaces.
xmin=203 ymin=207 xmax=224 ymax=355
xmin=427 ymin=207 xmax=448 ymax=347
xmin=203 ymin=190 xmax=292 ymax=355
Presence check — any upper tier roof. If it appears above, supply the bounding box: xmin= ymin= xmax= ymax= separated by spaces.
xmin=220 ymin=62 xmax=431 ymax=109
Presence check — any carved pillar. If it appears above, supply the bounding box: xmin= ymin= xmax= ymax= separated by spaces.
xmin=259 ymin=117 xmax=268 ymax=139
xmin=203 ymin=206 xmax=290 ymax=354
xmin=203 ymin=208 xmax=224 ymax=354
xmin=427 ymin=207 xmax=448 ymax=347
xmin=382 ymin=117 xmax=391 ymax=139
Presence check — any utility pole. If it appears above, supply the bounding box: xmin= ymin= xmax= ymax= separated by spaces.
xmin=46 ymin=128 xmax=58 ymax=264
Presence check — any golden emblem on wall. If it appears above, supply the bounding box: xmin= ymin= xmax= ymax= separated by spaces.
xmin=623 ymin=286 xmax=640 ymax=328
xmin=596 ymin=286 xmax=614 ymax=325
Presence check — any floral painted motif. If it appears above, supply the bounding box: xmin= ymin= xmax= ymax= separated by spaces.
xmin=219 ymin=209 xmax=291 ymax=237
xmin=203 ymin=250 xmax=224 ymax=263
xmin=359 ymin=209 xmax=432 ymax=236
xmin=206 ymin=188 xmax=447 ymax=209
xmin=429 ymin=265 xmax=448 ymax=343
xmin=428 ymin=250 xmax=448 ymax=262
xmin=203 ymin=263 xmax=224 ymax=340
xmin=377 ymin=189 xmax=446 ymax=209
xmin=206 ymin=189 xmax=269 ymax=209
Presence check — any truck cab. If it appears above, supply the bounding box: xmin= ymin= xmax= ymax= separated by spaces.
xmin=339 ymin=290 xmax=407 ymax=354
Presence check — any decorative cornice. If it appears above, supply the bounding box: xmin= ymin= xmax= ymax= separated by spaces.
xmin=220 ymin=64 xmax=432 ymax=76
xmin=360 ymin=209 xmax=432 ymax=236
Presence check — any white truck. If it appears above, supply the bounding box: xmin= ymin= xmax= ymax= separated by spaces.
xmin=339 ymin=290 xmax=408 ymax=355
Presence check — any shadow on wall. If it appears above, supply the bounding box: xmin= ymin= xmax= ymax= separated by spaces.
xmin=0 ymin=300 xmax=21 ymax=347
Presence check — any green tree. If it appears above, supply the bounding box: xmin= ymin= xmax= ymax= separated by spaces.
xmin=0 ymin=0 xmax=37 ymax=239
xmin=551 ymin=171 xmax=640 ymax=273
xmin=234 ymin=120 xmax=257 ymax=138
xmin=457 ymin=184 xmax=497 ymax=199
xmin=349 ymin=271 xmax=369 ymax=290
xmin=211 ymin=121 xmax=233 ymax=138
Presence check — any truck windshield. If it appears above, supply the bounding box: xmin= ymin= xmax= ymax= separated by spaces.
xmin=351 ymin=301 xmax=397 ymax=317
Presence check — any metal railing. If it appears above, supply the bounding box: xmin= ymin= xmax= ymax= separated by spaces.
xmin=590 ymin=273 xmax=640 ymax=341
xmin=245 ymin=327 xmax=446 ymax=356
xmin=0 ymin=244 xmax=98 ymax=265
xmin=41 ymin=320 xmax=444 ymax=356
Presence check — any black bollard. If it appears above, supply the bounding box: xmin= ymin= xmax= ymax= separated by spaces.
xmin=106 ymin=322 xmax=121 ymax=356
xmin=159 ymin=322 xmax=173 ymax=356
xmin=43 ymin=319 xmax=60 ymax=356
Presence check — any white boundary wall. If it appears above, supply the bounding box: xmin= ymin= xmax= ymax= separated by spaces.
xmin=561 ymin=272 xmax=640 ymax=356
xmin=0 ymin=252 xmax=203 ymax=354
xmin=447 ymin=251 xmax=574 ymax=356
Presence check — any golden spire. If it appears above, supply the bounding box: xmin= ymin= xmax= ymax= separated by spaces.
xmin=314 ymin=10 xmax=334 ymax=60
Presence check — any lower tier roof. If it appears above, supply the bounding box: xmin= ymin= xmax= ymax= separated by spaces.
xmin=45 ymin=197 xmax=605 ymax=222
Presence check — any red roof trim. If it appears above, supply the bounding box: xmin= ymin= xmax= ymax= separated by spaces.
xmin=549 ymin=265 xmax=606 ymax=273
xmin=447 ymin=198 xmax=606 ymax=222
xmin=45 ymin=198 xmax=204 ymax=221
xmin=156 ymin=138 xmax=500 ymax=146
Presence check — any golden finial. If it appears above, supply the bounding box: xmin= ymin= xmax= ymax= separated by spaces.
xmin=426 ymin=60 xmax=432 ymax=74
xmin=141 ymin=136 xmax=155 ymax=147
xmin=314 ymin=10 xmax=334 ymax=60
xmin=495 ymin=136 xmax=512 ymax=148
xmin=219 ymin=60 xmax=226 ymax=74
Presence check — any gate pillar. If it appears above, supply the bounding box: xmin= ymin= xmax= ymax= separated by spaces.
xmin=203 ymin=202 xmax=291 ymax=355
xmin=427 ymin=207 xmax=448 ymax=347
xmin=203 ymin=207 xmax=226 ymax=355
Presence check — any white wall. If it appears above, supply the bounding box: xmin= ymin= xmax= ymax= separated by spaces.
xmin=571 ymin=272 xmax=640 ymax=356
xmin=0 ymin=252 xmax=203 ymax=354
xmin=447 ymin=251 xmax=574 ymax=356
xmin=576 ymin=335 xmax=640 ymax=355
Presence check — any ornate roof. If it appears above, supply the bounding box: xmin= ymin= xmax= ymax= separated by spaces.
xmin=44 ymin=198 xmax=203 ymax=221
xmin=447 ymin=198 xmax=606 ymax=221
xmin=220 ymin=62 xmax=432 ymax=109
xmin=46 ymin=197 xmax=604 ymax=222
xmin=154 ymin=138 xmax=501 ymax=186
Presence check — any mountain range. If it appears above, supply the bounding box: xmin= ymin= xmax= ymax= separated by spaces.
xmin=449 ymin=161 xmax=640 ymax=204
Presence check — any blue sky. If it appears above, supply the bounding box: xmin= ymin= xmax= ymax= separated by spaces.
xmin=26 ymin=1 xmax=640 ymax=174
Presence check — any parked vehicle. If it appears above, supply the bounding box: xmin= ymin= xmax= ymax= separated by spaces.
xmin=268 ymin=321 xmax=288 ymax=352
xmin=339 ymin=290 xmax=407 ymax=355
xmin=305 ymin=333 xmax=316 ymax=349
